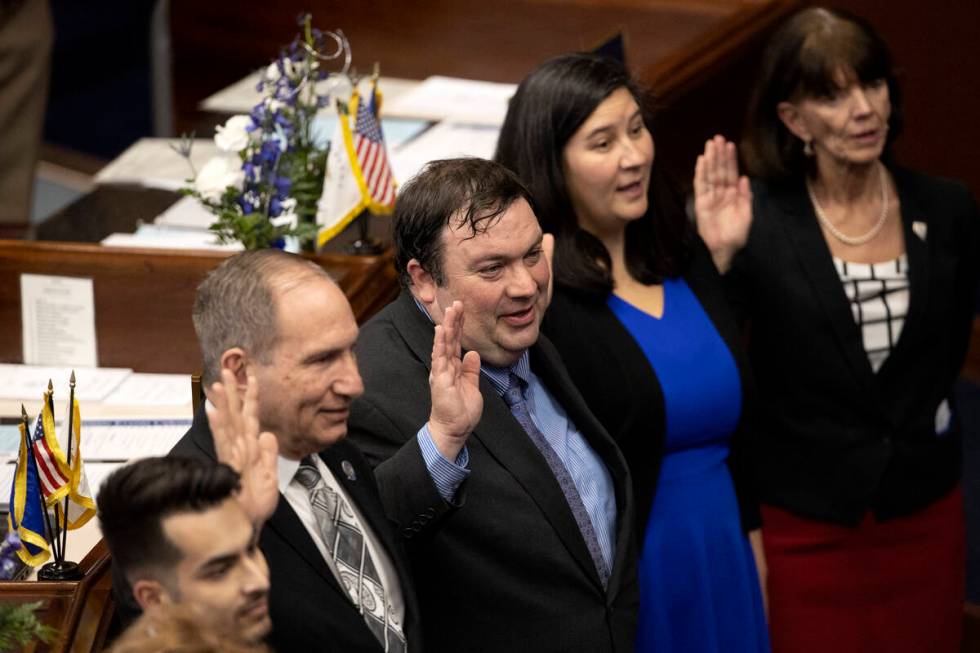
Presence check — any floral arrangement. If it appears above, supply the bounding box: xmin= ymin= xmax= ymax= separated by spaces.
xmin=177 ymin=14 xmax=351 ymax=249
xmin=0 ymin=531 xmax=58 ymax=648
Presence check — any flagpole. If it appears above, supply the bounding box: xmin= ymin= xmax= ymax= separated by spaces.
xmin=21 ymin=405 xmax=60 ymax=563
xmin=44 ymin=381 xmax=63 ymax=559
xmin=59 ymin=371 xmax=75 ymax=561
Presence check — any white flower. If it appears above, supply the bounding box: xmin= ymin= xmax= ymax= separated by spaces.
xmin=195 ymin=156 xmax=245 ymax=201
xmin=265 ymin=98 xmax=284 ymax=113
xmin=266 ymin=62 xmax=281 ymax=83
xmin=266 ymin=58 xmax=295 ymax=84
xmin=270 ymin=197 xmax=298 ymax=229
xmin=214 ymin=115 xmax=253 ymax=152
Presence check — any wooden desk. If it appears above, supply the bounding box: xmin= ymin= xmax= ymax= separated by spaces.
xmin=170 ymin=0 xmax=801 ymax=180
xmin=0 ymin=239 xmax=399 ymax=373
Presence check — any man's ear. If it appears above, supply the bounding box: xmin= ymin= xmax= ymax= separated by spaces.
xmin=406 ymin=259 xmax=437 ymax=305
xmin=777 ymin=101 xmax=810 ymax=142
xmin=219 ymin=347 xmax=249 ymax=389
xmin=132 ymin=578 xmax=171 ymax=610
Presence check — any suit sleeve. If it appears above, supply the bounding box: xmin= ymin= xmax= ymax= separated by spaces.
xmin=348 ymin=398 xmax=463 ymax=547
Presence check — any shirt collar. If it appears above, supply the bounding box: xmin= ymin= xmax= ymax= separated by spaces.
xmin=277 ymin=455 xmax=301 ymax=493
xmin=481 ymin=351 xmax=531 ymax=397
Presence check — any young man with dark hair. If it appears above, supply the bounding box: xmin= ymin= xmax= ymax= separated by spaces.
xmin=98 ymin=457 xmax=272 ymax=644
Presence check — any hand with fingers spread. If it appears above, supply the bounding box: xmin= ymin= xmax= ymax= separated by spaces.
xmin=207 ymin=369 xmax=280 ymax=526
xmin=427 ymin=301 xmax=482 ymax=461
xmin=694 ymin=135 xmax=753 ymax=274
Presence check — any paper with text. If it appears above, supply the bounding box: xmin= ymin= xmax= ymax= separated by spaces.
xmin=21 ymin=275 xmax=99 ymax=368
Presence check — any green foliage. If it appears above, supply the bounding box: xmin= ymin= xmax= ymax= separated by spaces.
xmin=0 ymin=602 xmax=58 ymax=651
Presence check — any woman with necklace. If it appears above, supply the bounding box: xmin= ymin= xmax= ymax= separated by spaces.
xmin=702 ymin=7 xmax=979 ymax=652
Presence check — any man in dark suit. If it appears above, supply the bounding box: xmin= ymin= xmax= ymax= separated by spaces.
xmin=171 ymin=249 xmax=476 ymax=652
xmin=348 ymin=158 xmax=640 ymax=652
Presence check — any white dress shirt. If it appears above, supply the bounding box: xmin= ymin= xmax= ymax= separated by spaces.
xmin=278 ymin=454 xmax=405 ymax=630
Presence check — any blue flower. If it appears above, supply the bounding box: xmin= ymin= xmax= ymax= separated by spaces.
xmin=274 ymin=174 xmax=292 ymax=196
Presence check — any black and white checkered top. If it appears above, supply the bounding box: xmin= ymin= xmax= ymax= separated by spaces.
xmin=832 ymin=254 xmax=909 ymax=372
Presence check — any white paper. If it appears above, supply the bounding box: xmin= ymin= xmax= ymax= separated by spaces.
xmin=21 ymin=274 xmax=99 ymax=368
xmin=384 ymin=76 xmax=517 ymax=126
xmin=0 ymin=365 xmax=132 ymax=402
xmin=390 ymin=121 xmax=501 ymax=185
xmin=94 ymin=137 xmax=219 ymax=191
xmin=101 ymin=225 xmax=243 ymax=252
xmin=102 ymin=373 xmax=194 ymax=406
xmin=200 ymin=71 xmax=421 ymax=116
xmin=73 ymin=419 xmax=192 ymax=460
xmin=83 ymin=461 xmax=127 ymax=499
xmin=153 ymin=195 xmax=219 ymax=230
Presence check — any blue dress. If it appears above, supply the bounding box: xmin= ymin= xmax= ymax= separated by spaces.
xmin=608 ymin=278 xmax=769 ymax=653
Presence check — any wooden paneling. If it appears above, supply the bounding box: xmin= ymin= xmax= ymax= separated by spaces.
xmin=168 ymin=0 xmax=796 ymax=135
xmin=0 ymin=240 xmax=399 ymax=374
xmin=0 ymin=541 xmax=114 ymax=653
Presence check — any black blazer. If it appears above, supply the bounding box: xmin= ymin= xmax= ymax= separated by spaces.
xmin=541 ymin=237 xmax=761 ymax=538
xmin=726 ymin=166 xmax=980 ymax=525
xmin=348 ymin=291 xmax=639 ymax=653
xmin=170 ymin=408 xmax=425 ymax=652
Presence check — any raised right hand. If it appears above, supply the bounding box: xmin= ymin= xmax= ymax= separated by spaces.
xmin=207 ymin=368 xmax=280 ymax=526
xmin=427 ymin=301 xmax=482 ymax=461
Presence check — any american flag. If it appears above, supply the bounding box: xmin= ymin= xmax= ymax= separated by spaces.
xmin=353 ymin=86 xmax=396 ymax=207
xmin=31 ymin=414 xmax=69 ymax=502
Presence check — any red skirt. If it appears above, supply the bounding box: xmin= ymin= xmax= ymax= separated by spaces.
xmin=761 ymin=488 xmax=965 ymax=653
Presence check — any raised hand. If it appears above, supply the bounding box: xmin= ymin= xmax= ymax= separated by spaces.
xmin=427 ymin=301 xmax=482 ymax=461
xmin=694 ymin=135 xmax=753 ymax=273
xmin=207 ymin=368 xmax=280 ymax=526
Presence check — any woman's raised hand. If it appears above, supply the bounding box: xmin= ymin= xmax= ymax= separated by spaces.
xmin=694 ymin=135 xmax=753 ymax=273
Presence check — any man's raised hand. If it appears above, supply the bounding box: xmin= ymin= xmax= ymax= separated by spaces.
xmin=207 ymin=369 xmax=280 ymax=526
xmin=427 ymin=301 xmax=482 ymax=461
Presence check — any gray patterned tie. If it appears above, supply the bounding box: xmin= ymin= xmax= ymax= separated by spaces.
xmin=502 ymin=374 xmax=610 ymax=587
xmin=295 ymin=457 xmax=407 ymax=652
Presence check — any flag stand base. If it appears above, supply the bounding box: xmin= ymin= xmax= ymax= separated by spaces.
xmin=38 ymin=560 xmax=82 ymax=581
xmin=347 ymin=238 xmax=384 ymax=255
xmin=346 ymin=210 xmax=384 ymax=255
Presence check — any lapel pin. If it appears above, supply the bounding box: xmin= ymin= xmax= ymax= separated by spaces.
xmin=912 ymin=221 xmax=927 ymax=241
xmin=341 ymin=460 xmax=357 ymax=481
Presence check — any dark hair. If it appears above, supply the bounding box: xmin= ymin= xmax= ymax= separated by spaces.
xmin=495 ymin=52 xmax=691 ymax=298
xmin=393 ymin=157 xmax=537 ymax=287
xmin=98 ymin=457 xmax=241 ymax=584
xmin=193 ymin=249 xmax=333 ymax=384
xmin=741 ymin=7 xmax=904 ymax=183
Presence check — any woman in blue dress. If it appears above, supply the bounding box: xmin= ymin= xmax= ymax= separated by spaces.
xmin=495 ymin=53 xmax=768 ymax=652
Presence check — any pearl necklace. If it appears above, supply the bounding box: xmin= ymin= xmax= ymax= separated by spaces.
xmin=806 ymin=163 xmax=889 ymax=246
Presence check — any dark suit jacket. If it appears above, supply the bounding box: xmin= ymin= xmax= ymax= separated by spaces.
xmin=725 ymin=166 xmax=980 ymax=525
xmin=348 ymin=291 xmax=639 ymax=653
xmin=542 ymin=237 xmax=760 ymax=539
xmin=170 ymin=408 xmax=425 ymax=652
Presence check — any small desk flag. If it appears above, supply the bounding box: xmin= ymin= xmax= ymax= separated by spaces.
xmin=316 ymin=79 xmax=397 ymax=248
xmin=8 ymin=418 xmax=51 ymax=566
xmin=52 ymin=396 xmax=96 ymax=530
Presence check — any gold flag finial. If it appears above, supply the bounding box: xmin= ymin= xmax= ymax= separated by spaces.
xmin=47 ymin=379 xmax=54 ymax=393
xmin=70 ymin=370 xmax=76 ymax=387
xmin=20 ymin=404 xmax=28 ymax=420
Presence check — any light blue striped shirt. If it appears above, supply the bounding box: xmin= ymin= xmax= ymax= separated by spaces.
xmin=416 ymin=425 xmax=470 ymax=501
xmin=482 ymin=352 xmax=617 ymax=573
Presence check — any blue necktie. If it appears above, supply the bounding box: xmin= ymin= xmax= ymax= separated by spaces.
xmin=502 ymin=374 xmax=610 ymax=587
